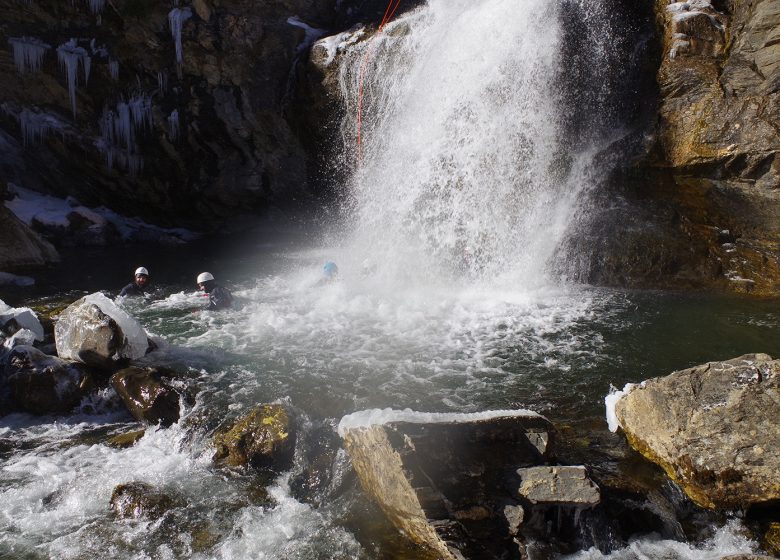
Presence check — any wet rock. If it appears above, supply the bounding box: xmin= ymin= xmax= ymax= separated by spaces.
xmin=110 ymin=482 xmax=178 ymax=520
xmin=111 ymin=367 xmax=192 ymax=427
xmin=516 ymin=466 xmax=600 ymax=507
xmin=720 ymin=556 xmax=777 ymax=560
xmin=764 ymin=522 xmax=780 ymax=556
xmin=5 ymin=345 xmax=93 ymax=415
xmin=289 ymin=422 xmax=345 ymax=505
xmin=105 ymin=429 xmax=146 ymax=449
xmin=0 ymin=205 xmax=59 ymax=269
xmin=55 ymin=293 xmax=150 ymax=370
xmin=613 ymin=354 xmax=780 ymax=509
xmin=212 ymin=404 xmax=296 ymax=471
xmin=339 ymin=409 xmax=555 ymax=560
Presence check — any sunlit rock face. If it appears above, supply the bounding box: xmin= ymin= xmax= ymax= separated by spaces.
xmin=0 ymin=0 xmax=345 ymax=230
xmin=614 ymin=354 xmax=780 ymax=510
xmin=637 ymin=0 xmax=780 ymax=295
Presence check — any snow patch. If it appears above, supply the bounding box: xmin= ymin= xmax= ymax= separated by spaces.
xmin=0 ymin=272 xmax=35 ymax=287
xmin=287 ymin=17 xmax=327 ymax=55
xmin=338 ymin=408 xmax=541 ymax=437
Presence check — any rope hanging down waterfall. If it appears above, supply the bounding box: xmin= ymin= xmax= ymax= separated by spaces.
xmin=356 ymin=0 xmax=403 ymax=162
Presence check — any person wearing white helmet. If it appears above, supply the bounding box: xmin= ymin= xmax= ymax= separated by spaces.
xmin=196 ymin=272 xmax=233 ymax=310
xmin=119 ymin=266 xmax=150 ymax=297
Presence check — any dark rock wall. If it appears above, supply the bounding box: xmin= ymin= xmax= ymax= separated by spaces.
xmin=0 ymin=0 xmax=344 ymax=229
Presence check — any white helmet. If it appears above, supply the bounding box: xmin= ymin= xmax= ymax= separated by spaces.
xmin=196 ymin=272 xmax=214 ymax=284
xmin=135 ymin=267 xmax=149 ymax=277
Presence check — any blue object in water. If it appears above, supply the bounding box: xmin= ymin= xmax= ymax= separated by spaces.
xmin=323 ymin=261 xmax=338 ymax=277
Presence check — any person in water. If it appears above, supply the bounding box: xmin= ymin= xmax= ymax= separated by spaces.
xmin=196 ymin=272 xmax=233 ymax=310
xmin=316 ymin=261 xmax=339 ymax=286
xmin=119 ymin=267 xmax=150 ymax=297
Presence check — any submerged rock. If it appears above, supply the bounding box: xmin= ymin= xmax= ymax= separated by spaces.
xmin=105 ymin=429 xmax=146 ymax=449
xmin=110 ymin=482 xmax=178 ymax=520
xmin=212 ymin=404 xmax=296 ymax=471
xmin=612 ymin=354 xmax=780 ymax=509
xmin=55 ymin=293 xmax=150 ymax=369
xmin=6 ymin=345 xmax=93 ymax=415
xmin=339 ymin=409 xmax=555 ymax=559
xmin=111 ymin=367 xmax=191 ymax=427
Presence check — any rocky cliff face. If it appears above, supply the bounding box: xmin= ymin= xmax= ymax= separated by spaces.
xmin=611 ymin=0 xmax=780 ymax=295
xmin=0 ymin=0 xmax=342 ymax=230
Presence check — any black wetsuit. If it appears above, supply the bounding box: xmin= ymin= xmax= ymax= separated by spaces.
xmin=119 ymin=282 xmax=146 ymax=297
xmin=207 ymin=284 xmax=233 ymax=310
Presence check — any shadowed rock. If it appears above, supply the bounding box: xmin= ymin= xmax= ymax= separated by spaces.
xmin=6 ymin=345 xmax=93 ymax=415
xmin=614 ymin=354 xmax=780 ymax=509
xmin=212 ymin=404 xmax=296 ymax=471
xmin=340 ymin=409 xmax=555 ymax=559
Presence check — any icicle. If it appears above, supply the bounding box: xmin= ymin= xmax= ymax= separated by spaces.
xmin=115 ymin=101 xmax=132 ymax=149
xmin=8 ymin=37 xmax=50 ymax=74
xmin=157 ymin=70 xmax=168 ymax=93
xmin=129 ymin=94 xmax=152 ymax=131
xmin=109 ymin=59 xmax=119 ymax=81
xmin=88 ymin=0 xmax=105 ymax=14
xmin=168 ymin=7 xmax=192 ymax=65
xmin=97 ymin=94 xmax=153 ymax=174
xmin=57 ymin=39 xmax=91 ymax=116
xmin=19 ymin=109 xmax=50 ymax=145
xmin=167 ymin=109 xmax=179 ymax=141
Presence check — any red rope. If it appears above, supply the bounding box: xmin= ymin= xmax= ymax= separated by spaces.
xmin=356 ymin=0 xmax=402 ymax=163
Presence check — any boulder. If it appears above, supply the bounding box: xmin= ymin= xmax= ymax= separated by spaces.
xmin=339 ymin=409 xmax=555 ymax=560
xmin=516 ymin=466 xmax=600 ymax=507
xmin=0 ymin=299 xmax=45 ymax=342
xmin=5 ymin=345 xmax=93 ymax=415
xmin=110 ymin=367 xmax=191 ymax=427
xmin=0 ymin=205 xmax=59 ymax=269
xmin=55 ymin=293 xmax=150 ymax=369
xmin=611 ymin=354 xmax=780 ymax=509
xmin=212 ymin=404 xmax=296 ymax=471
xmin=110 ymin=482 xmax=178 ymax=520
xmin=106 ymin=429 xmax=146 ymax=449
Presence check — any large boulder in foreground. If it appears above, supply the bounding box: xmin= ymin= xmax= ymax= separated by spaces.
xmin=110 ymin=367 xmax=192 ymax=427
xmin=5 ymin=345 xmax=93 ymax=415
xmin=339 ymin=409 xmax=556 ymax=560
xmin=55 ymin=293 xmax=150 ymax=369
xmin=212 ymin=404 xmax=296 ymax=471
xmin=610 ymin=354 xmax=780 ymax=509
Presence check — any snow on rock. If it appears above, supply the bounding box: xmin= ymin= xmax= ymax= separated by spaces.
xmin=6 ymin=184 xmax=197 ymax=244
xmin=55 ymin=292 xmax=149 ymax=367
xmin=311 ymin=26 xmax=366 ymax=67
xmin=287 ymin=17 xmax=327 ymax=55
xmin=0 ymin=299 xmax=45 ymax=341
xmin=0 ymin=272 xmax=35 ymax=287
xmin=8 ymin=37 xmax=50 ymax=74
xmin=604 ymin=383 xmax=637 ymax=432
xmin=338 ymin=407 xmax=542 ymax=437
xmin=3 ymin=328 xmax=38 ymax=349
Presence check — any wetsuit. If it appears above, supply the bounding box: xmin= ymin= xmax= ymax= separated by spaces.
xmin=119 ymin=282 xmax=146 ymax=297
xmin=207 ymin=284 xmax=233 ymax=310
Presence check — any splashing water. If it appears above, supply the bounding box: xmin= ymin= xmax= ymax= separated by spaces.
xmin=334 ymin=0 xmax=622 ymax=289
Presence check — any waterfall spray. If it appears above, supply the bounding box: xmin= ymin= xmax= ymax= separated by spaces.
xmin=338 ymin=0 xmax=623 ymax=289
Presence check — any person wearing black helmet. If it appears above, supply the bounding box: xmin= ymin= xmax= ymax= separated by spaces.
xmin=119 ymin=267 xmax=150 ymax=297
xmin=196 ymin=272 xmax=233 ymax=310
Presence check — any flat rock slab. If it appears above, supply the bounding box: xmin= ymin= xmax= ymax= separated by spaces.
xmin=614 ymin=354 xmax=780 ymax=509
xmin=516 ymin=466 xmax=600 ymax=506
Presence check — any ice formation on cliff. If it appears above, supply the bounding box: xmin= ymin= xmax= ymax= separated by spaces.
xmin=57 ymin=39 xmax=92 ymax=116
xmin=8 ymin=37 xmax=50 ymax=74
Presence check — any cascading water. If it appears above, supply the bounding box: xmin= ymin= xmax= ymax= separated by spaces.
xmin=335 ymin=0 xmax=622 ymax=288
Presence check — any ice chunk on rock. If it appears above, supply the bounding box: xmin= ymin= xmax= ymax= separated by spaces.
xmin=0 ymin=299 xmax=44 ymax=342
xmin=55 ymin=292 xmax=149 ymax=368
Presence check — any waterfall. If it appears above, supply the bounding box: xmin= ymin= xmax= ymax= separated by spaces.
xmin=8 ymin=37 xmax=50 ymax=74
xmin=337 ymin=0 xmax=628 ymax=288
